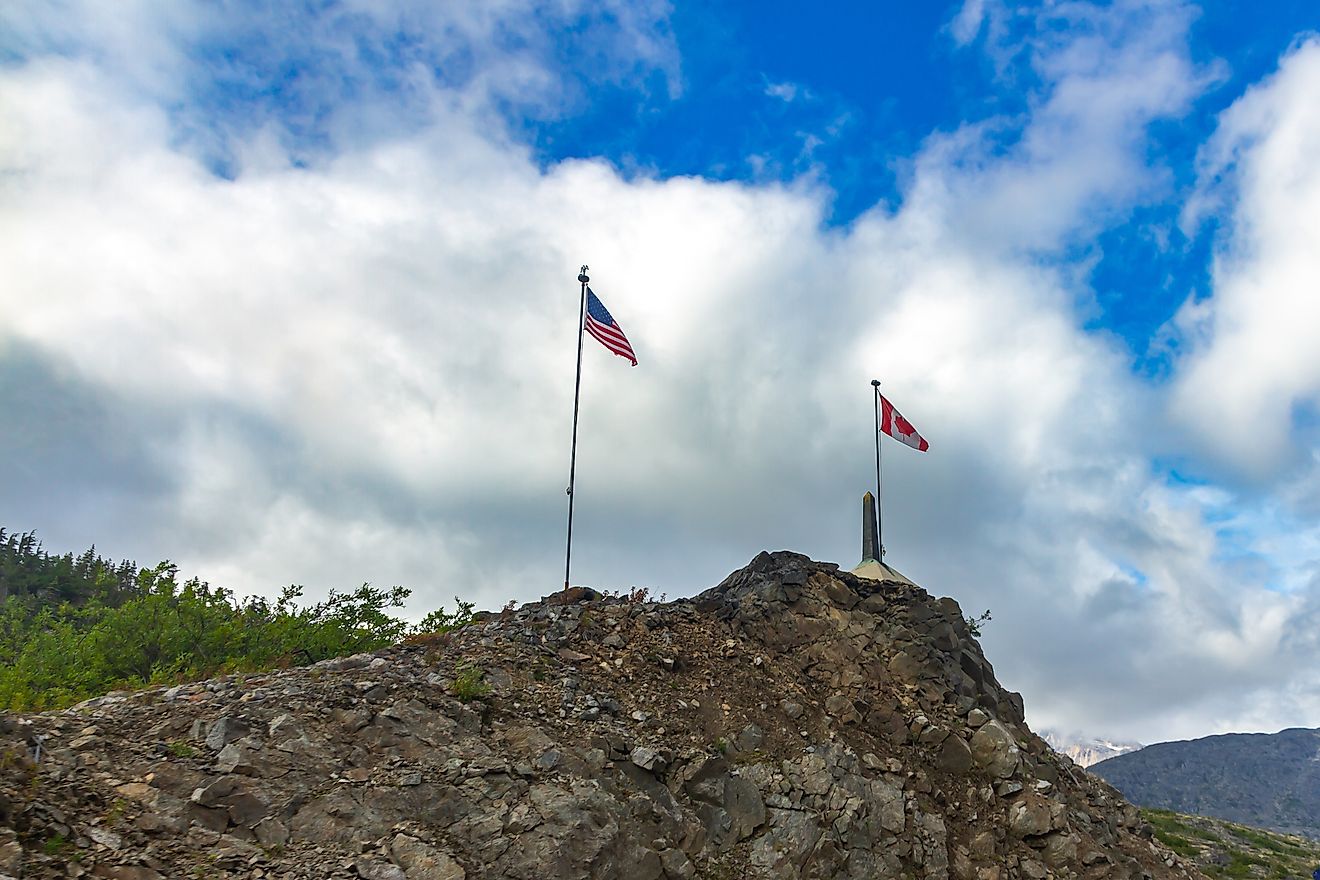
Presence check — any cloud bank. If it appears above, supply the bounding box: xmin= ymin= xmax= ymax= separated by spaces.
xmin=2 ymin=0 xmax=1319 ymax=743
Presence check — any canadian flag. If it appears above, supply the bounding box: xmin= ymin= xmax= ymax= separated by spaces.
xmin=880 ymin=394 xmax=929 ymax=452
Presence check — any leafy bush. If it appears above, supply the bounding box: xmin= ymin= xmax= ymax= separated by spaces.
xmin=167 ymin=741 xmax=197 ymax=758
xmin=414 ymin=597 xmax=476 ymax=634
xmin=965 ymin=609 xmax=992 ymax=637
xmin=0 ymin=527 xmax=476 ymax=711
xmin=451 ymin=664 xmax=491 ymax=702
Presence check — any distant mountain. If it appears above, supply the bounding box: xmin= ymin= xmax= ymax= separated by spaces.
xmin=1091 ymin=727 xmax=1320 ymax=840
xmin=1040 ymin=728 xmax=1143 ymax=767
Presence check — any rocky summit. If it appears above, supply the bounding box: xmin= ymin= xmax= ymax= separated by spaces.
xmin=0 ymin=551 xmax=1201 ymax=880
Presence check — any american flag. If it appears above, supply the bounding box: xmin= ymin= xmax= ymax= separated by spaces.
xmin=584 ymin=288 xmax=637 ymax=366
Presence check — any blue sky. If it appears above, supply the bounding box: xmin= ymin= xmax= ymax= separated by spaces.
xmin=535 ymin=0 xmax=1315 ymax=371
xmin=3 ymin=0 xmax=1320 ymax=743
xmin=127 ymin=0 xmax=1318 ymax=366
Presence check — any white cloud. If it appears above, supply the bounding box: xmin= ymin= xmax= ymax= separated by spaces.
xmin=1 ymin=0 xmax=1319 ymax=745
xmin=765 ymin=81 xmax=802 ymax=103
xmin=1173 ymin=37 xmax=1320 ymax=479
xmin=929 ymin=0 xmax=1220 ymax=254
xmin=949 ymin=0 xmax=986 ymax=47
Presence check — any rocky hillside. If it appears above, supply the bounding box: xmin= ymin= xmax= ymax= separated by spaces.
xmin=1092 ymin=728 xmax=1320 ymax=841
xmin=1041 ymin=732 xmax=1143 ymax=769
xmin=0 ymin=551 xmax=1205 ymax=880
xmin=1141 ymin=808 xmax=1320 ymax=880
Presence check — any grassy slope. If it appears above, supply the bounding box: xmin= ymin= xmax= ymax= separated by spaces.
xmin=1144 ymin=809 xmax=1320 ymax=880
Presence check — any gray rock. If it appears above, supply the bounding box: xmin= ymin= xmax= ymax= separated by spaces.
xmin=920 ymin=724 xmax=951 ymax=746
xmin=191 ymin=775 xmax=240 ymax=807
xmin=1008 ymin=797 xmax=1054 ymax=838
xmin=682 ymin=756 xmax=730 ymax=805
xmin=205 ymin=716 xmax=250 ymax=751
xmin=937 ymin=734 xmax=974 ymax=774
xmin=1020 ymin=858 xmax=1048 ymax=880
xmin=970 ymin=830 xmax=997 ymax=859
xmin=226 ymin=791 xmax=269 ymax=827
xmin=253 ymin=817 xmax=290 ymax=847
xmin=630 ymin=746 xmax=664 ymax=771
xmin=626 ymin=847 xmax=664 ymax=880
xmin=390 ymin=834 xmax=467 ymax=880
xmin=0 ymin=836 xmax=21 ymax=877
xmin=749 ymin=808 xmax=822 ymax=874
xmin=889 ymin=651 xmax=923 ymax=681
xmin=825 ymin=694 xmax=853 ymax=717
xmin=185 ymin=801 xmax=230 ymax=832
xmin=81 ymin=867 xmax=163 ymax=880
xmin=214 ymin=739 xmax=266 ymax=776
xmin=87 ymin=826 xmax=123 ymax=849
xmin=796 ymin=753 xmax=833 ymax=797
xmin=268 ymin=713 xmax=303 ymax=739
xmin=735 ymin=723 xmax=765 ymax=752
xmin=869 ymin=776 xmax=907 ymax=834
xmin=917 ymin=812 xmax=950 ymax=880
xmin=970 ymin=720 xmax=1021 ymax=779
xmin=660 ymin=848 xmax=696 ymax=880
xmin=1041 ymin=831 xmax=1080 ymax=868
xmin=356 ymin=857 xmax=408 ymax=880
xmin=723 ymin=776 xmax=766 ymax=841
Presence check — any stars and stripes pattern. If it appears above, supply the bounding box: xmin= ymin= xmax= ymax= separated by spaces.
xmin=584 ymin=288 xmax=637 ymax=366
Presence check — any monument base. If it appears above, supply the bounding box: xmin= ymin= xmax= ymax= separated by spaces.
xmin=852 ymin=558 xmax=916 ymax=586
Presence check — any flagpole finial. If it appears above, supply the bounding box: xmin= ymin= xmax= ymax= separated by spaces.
xmin=871 ymin=379 xmax=881 ymax=387
xmin=578 ymin=265 xmax=590 ymax=284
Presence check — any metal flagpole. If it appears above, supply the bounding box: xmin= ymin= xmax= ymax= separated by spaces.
xmin=564 ymin=265 xmax=590 ymax=590
xmin=871 ymin=379 xmax=884 ymax=562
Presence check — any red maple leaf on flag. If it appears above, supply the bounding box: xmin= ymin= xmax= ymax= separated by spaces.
xmin=880 ymin=394 xmax=929 ymax=452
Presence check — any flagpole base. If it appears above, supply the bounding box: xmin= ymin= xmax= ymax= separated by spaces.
xmin=852 ymin=559 xmax=915 ymax=586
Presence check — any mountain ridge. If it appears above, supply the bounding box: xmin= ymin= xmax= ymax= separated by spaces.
xmin=1091 ymin=727 xmax=1320 ymax=841
xmin=1040 ymin=731 xmax=1144 ymax=769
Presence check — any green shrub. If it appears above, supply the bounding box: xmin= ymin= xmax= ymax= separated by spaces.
xmin=0 ymin=526 xmax=474 ymax=711
xmin=1153 ymin=830 xmax=1198 ymax=857
xmin=414 ymin=598 xmax=475 ymax=635
xmin=167 ymin=741 xmax=197 ymax=759
xmin=965 ymin=609 xmax=992 ymax=637
xmin=452 ymin=664 xmax=491 ymax=702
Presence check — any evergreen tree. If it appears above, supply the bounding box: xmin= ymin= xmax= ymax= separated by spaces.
xmin=0 ymin=526 xmax=472 ymax=711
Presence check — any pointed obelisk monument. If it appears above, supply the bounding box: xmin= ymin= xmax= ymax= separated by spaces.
xmin=861 ymin=490 xmax=880 ymax=564
xmin=853 ymin=491 xmax=915 ymax=585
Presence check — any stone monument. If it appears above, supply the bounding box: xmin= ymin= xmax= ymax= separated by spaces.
xmin=853 ymin=491 xmax=915 ymax=585
xmin=861 ymin=490 xmax=880 ymax=564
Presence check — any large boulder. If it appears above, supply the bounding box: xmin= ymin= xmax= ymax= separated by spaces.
xmin=970 ymin=720 xmax=1021 ymax=779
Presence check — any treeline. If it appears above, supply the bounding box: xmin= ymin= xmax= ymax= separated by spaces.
xmin=0 ymin=528 xmax=139 ymax=606
xmin=0 ymin=528 xmax=470 ymax=712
